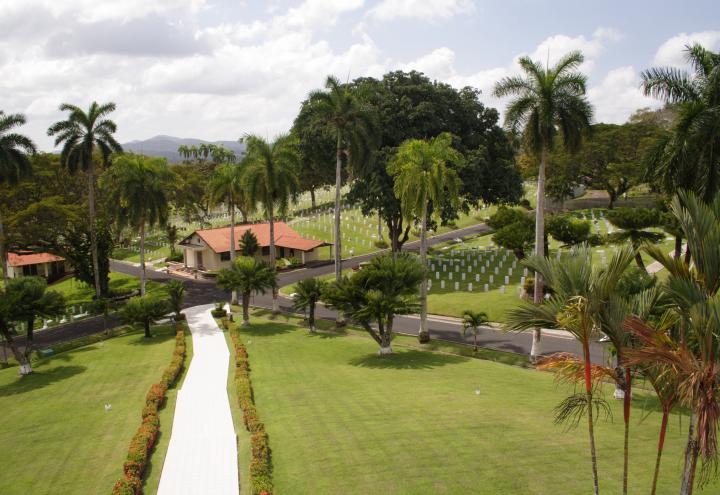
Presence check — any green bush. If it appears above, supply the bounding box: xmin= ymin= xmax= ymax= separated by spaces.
xmin=166 ymin=251 xmax=184 ymax=263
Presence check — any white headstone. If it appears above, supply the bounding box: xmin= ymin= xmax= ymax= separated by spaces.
xmin=504 ymin=275 xmax=509 ymax=284
xmin=454 ymin=282 xmax=459 ymax=291
xmin=484 ymin=283 xmax=489 ymax=292
xmin=489 ymin=275 xmax=494 ymax=283
xmin=500 ymin=286 xmax=505 ymax=294
xmin=441 ymin=280 xmax=445 ymax=289
xmin=468 ymin=283 xmax=473 ymax=291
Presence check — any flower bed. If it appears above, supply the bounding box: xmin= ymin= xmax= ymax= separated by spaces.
xmin=111 ymin=323 xmax=187 ymax=495
xmin=231 ymin=330 xmax=273 ymax=495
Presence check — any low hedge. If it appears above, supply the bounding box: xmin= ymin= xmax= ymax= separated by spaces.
xmin=111 ymin=323 xmax=187 ymax=495
xmin=231 ymin=330 xmax=273 ymax=495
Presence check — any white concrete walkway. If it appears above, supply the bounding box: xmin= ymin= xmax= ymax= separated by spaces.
xmin=157 ymin=304 xmax=239 ymax=495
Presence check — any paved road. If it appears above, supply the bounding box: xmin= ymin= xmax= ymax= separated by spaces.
xmin=4 ymin=222 xmax=608 ymax=364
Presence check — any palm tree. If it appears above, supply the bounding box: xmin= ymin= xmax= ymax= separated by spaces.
xmin=217 ymin=257 xmax=277 ymax=326
xmin=242 ymin=134 xmax=299 ymax=314
xmin=292 ymin=277 xmax=327 ymax=332
xmin=494 ymin=51 xmax=593 ymax=360
xmin=101 ymin=154 xmax=173 ymax=295
xmin=208 ymin=162 xmax=248 ymax=304
xmin=166 ymin=279 xmax=186 ymax=321
xmin=48 ymin=101 xmax=123 ymax=298
xmin=506 ymin=245 xmax=634 ymax=495
xmin=388 ymin=133 xmax=461 ymax=342
xmin=642 ymin=44 xmax=720 ymax=203
xmin=627 ymin=190 xmax=720 ymax=494
xmin=0 ymin=111 xmax=35 ymax=284
xmin=461 ymin=310 xmax=489 ymax=352
xmin=177 ymin=144 xmax=189 ymax=162
xmin=322 ymin=253 xmax=423 ymax=354
xmin=308 ymin=76 xmax=379 ymax=324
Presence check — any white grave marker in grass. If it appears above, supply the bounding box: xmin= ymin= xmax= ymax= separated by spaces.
xmin=441 ymin=280 xmax=445 ymax=289
xmin=489 ymin=275 xmax=494 ymax=283
xmin=484 ymin=284 xmax=489 ymax=292
xmin=468 ymin=283 xmax=473 ymax=291
xmin=500 ymin=286 xmax=505 ymax=294
xmin=455 ymin=282 xmax=459 ymax=291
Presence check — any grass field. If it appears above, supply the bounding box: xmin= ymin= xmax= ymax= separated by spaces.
xmin=49 ymin=272 xmax=166 ymax=307
xmin=235 ymin=316 xmax=717 ymax=494
xmin=0 ymin=324 xmax=179 ymax=494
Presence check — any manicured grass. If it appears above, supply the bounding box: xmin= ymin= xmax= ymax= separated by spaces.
xmin=49 ymin=272 xmax=167 ymax=307
xmin=0 ymin=324 xmax=178 ymax=494
xmin=235 ymin=316 xmax=718 ymax=494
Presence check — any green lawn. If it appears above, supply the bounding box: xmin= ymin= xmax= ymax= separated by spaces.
xmin=50 ymin=272 xmax=166 ymax=307
xmin=235 ymin=316 xmax=717 ymax=494
xmin=0 ymin=324 xmax=178 ymax=494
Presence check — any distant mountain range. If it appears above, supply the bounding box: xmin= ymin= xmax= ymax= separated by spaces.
xmin=121 ymin=135 xmax=246 ymax=163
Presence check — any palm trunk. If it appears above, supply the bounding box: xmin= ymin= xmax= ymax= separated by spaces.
xmin=473 ymin=333 xmax=478 ymax=352
xmin=651 ymin=405 xmax=670 ymax=495
xmin=674 ymin=236 xmax=683 ymax=260
xmin=1 ymin=322 xmax=31 ymax=374
xmin=269 ymin=210 xmax=279 ymax=314
xmin=229 ymin=200 xmax=238 ymax=305
xmin=531 ymin=148 xmax=548 ymax=361
xmin=309 ymin=303 xmax=316 ymax=332
xmin=633 ymin=247 xmax=645 ymax=271
xmin=242 ymin=293 xmax=250 ymax=326
xmin=583 ymin=339 xmax=600 ymax=495
xmin=144 ymin=320 xmax=151 ymax=338
xmin=378 ymin=317 xmax=393 ymax=355
xmin=139 ymin=221 xmax=146 ymax=296
xmin=87 ymin=164 xmax=102 ymax=299
xmin=418 ymin=203 xmax=429 ymax=343
xmin=334 ymin=130 xmax=345 ymax=326
xmin=680 ymin=413 xmax=699 ymax=495
xmin=0 ymin=208 xmax=8 ymax=286
xmin=310 ymin=188 xmax=316 ymax=209
xmin=622 ymin=368 xmax=632 ymax=495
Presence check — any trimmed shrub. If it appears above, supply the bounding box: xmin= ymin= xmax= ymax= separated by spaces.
xmin=112 ymin=323 xmax=187 ymax=494
xmin=230 ymin=328 xmax=273 ymax=495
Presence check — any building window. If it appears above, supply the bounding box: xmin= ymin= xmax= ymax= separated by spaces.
xmin=220 ymin=252 xmax=231 ymax=261
xmin=262 ymin=246 xmax=270 ymax=256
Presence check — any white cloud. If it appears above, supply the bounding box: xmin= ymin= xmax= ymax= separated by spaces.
xmin=587 ymin=66 xmax=659 ymax=124
xmin=368 ymin=0 xmax=474 ymax=22
xmin=653 ymin=30 xmax=720 ymax=67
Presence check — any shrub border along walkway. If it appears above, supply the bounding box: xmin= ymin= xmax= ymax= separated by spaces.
xmin=229 ymin=324 xmax=273 ymax=495
xmin=112 ymin=322 xmax=187 ymax=495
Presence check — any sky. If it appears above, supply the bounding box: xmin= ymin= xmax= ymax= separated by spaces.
xmin=1 ymin=0 xmax=719 ymax=151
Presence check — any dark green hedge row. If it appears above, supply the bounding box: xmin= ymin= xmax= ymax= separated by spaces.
xmin=111 ymin=323 xmax=187 ymax=495
xmin=231 ymin=330 xmax=273 ymax=495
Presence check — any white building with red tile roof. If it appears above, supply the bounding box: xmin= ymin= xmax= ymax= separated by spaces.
xmin=6 ymin=252 xmax=69 ymax=281
xmin=178 ymin=222 xmax=330 ymax=271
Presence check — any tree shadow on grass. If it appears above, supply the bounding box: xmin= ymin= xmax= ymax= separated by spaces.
xmin=241 ymin=321 xmax=295 ymax=337
xmin=0 ymin=365 xmax=87 ymax=397
xmin=128 ymin=329 xmax=176 ymax=346
xmin=349 ymin=349 xmax=468 ymax=370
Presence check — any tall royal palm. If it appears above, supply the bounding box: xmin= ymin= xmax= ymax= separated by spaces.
xmin=0 ymin=111 xmax=36 ymax=284
xmin=388 ymin=133 xmax=461 ymax=343
xmin=308 ymin=76 xmax=378 ymax=323
xmin=642 ymin=44 xmax=720 ymax=203
xmin=48 ymin=102 xmax=123 ymax=298
xmin=242 ymin=134 xmax=299 ymax=313
xmin=493 ymin=51 xmax=593 ymax=360
xmin=101 ymin=154 xmax=172 ymax=295
xmin=208 ymin=162 xmax=248 ymax=304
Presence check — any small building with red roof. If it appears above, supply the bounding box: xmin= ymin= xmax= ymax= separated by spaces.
xmin=6 ymin=251 xmax=69 ymax=281
xmin=178 ymin=222 xmax=330 ymax=271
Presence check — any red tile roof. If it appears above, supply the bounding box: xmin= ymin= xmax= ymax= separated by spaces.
xmin=7 ymin=252 xmax=65 ymax=267
xmin=182 ymin=222 xmax=329 ymax=253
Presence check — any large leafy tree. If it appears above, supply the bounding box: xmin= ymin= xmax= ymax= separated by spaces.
xmin=506 ymin=246 xmax=634 ymax=495
xmin=493 ymin=51 xmax=593 ymax=360
xmin=388 ymin=133 xmax=461 ymax=342
xmin=322 ymin=253 xmax=423 ymax=354
xmin=579 ymin=123 xmax=663 ymax=208
xmin=217 ymin=257 xmax=277 ymax=326
xmin=208 ymin=162 xmax=249 ymax=304
xmin=102 ymin=154 xmax=173 ymax=295
xmin=307 ymin=76 xmax=379 ymax=311
xmin=642 ymin=44 xmax=720 ymax=203
xmin=242 ymin=134 xmax=299 ymax=313
xmin=0 ymin=111 xmax=36 ymax=284
xmin=347 ymin=71 xmax=522 ymax=253
xmin=47 ymin=102 xmax=123 ymax=298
